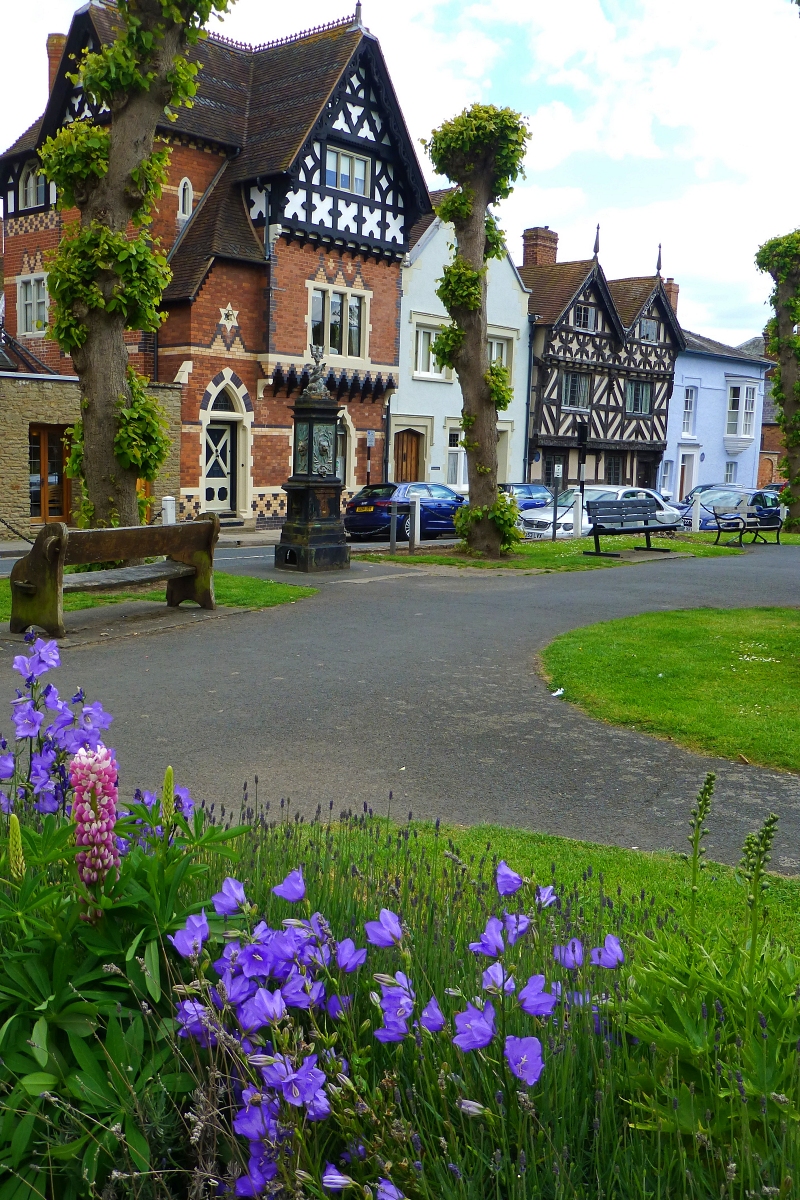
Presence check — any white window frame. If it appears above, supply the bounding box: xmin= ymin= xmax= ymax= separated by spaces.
xmin=20 ymin=161 xmax=46 ymax=210
xmin=488 ymin=337 xmax=511 ymax=368
xmin=625 ymin=379 xmax=652 ymax=415
xmin=307 ymin=282 xmax=371 ymax=363
xmin=414 ymin=326 xmax=448 ymax=379
xmin=682 ymin=386 xmax=696 ymax=436
xmin=324 ymin=147 xmax=370 ymax=197
xmin=726 ymin=380 xmax=757 ymax=438
xmin=660 ymin=459 xmax=673 ymax=495
xmin=574 ymin=304 xmax=597 ymax=331
xmin=724 ymin=461 xmax=737 ymax=485
xmin=638 ymin=316 xmax=659 ymax=343
xmin=17 ymin=273 xmax=48 ymax=336
xmin=178 ymin=177 xmax=193 ymax=220
xmin=561 ymin=371 xmax=590 ymax=410
xmin=444 ymin=421 xmax=467 ymax=488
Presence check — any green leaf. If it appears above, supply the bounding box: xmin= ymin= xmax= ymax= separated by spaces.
xmin=124 ymin=1117 xmax=150 ymax=1173
xmin=125 ymin=928 xmax=146 ymax=963
xmin=143 ymin=940 xmax=161 ymax=1003
xmin=18 ymin=1073 xmax=58 ymax=1096
xmin=29 ymin=1019 xmax=48 ymax=1069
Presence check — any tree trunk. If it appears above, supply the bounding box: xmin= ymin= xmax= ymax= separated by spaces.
xmin=775 ymin=273 xmax=800 ymax=530
xmin=451 ymin=167 xmax=501 ymax=557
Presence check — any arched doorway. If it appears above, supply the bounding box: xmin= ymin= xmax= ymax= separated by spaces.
xmin=204 ymin=391 xmax=238 ymax=513
xmin=394 ymin=428 xmax=421 ymax=482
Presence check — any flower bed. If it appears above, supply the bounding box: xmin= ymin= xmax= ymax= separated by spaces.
xmin=0 ymin=640 xmax=798 ymax=1199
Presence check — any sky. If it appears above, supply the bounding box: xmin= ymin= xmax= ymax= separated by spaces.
xmin=2 ymin=0 xmax=799 ymax=345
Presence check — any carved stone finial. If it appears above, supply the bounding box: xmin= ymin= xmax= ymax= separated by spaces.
xmin=656 ymin=242 xmax=662 ymax=275
xmin=593 ymin=223 xmax=600 ymax=258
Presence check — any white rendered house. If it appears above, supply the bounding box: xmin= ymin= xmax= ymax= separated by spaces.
xmin=660 ymin=332 xmax=772 ymax=501
xmin=389 ymin=200 xmax=531 ymax=490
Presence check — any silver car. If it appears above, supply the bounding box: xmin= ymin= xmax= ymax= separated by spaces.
xmin=515 ymin=486 xmax=683 ymax=540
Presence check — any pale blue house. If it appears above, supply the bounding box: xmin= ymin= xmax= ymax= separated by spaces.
xmin=659 ymin=331 xmax=772 ymax=501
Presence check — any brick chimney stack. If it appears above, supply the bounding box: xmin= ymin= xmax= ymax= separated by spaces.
xmin=522 ymin=226 xmax=558 ymax=267
xmin=663 ymin=277 xmax=679 ymax=314
xmin=47 ymin=34 xmax=67 ymax=94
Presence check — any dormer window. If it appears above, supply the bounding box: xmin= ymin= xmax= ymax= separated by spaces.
xmin=574 ymin=304 xmax=596 ymax=331
xmin=639 ymin=316 xmax=658 ymax=342
xmin=178 ymin=178 xmax=193 ymax=221
xmin=20 ymin=161 xmax=46 ymax=209
xmin=325 ymin=148 xmax=369 ymax=197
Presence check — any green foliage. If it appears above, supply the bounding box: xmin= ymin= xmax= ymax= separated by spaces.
xmin=454 ymin=489 xmax=521 ymax=551
xmin=45 ymin=222 xmax=170 ymax=353
xmin=435 ymin=186 xmax=474 ymax=223
xmin=114 ymin=369 xmax=171 ymax=481
xmin=686 ymin=773 xmax=715 ymax=932
xmin=431 ymin=323 xmax=465 ymax=369
xmin=38 ymin=122 xmax=109 ymax=209
xmin=755 ymin=231 xmax=800 ymax=525
xmin=484 ymin=211 xmax=506 ymax=260
xmin=425 ymin=103 xmax=529 ymax=204
xmin=435 ymin=256 xmax=484 ymax=313
xmin=485 ymin=357 xmax=513 ymax=410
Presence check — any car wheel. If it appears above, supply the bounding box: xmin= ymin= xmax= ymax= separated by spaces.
xmin=400 ymin=514 xmax=412 ymax=541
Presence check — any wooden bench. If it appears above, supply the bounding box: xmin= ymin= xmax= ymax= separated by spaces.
xmin=9 ymin=515 xmax=219 ymax=638
xmin=711 ymin=504 xmax=782 ymax=547
xmin=584 ymin=498 xmax=678 ymax=558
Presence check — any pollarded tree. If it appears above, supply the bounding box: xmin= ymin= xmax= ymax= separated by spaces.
xmin=756 ymin=232 xmax=800 ymax=529
xmin=39 ymin=0 xmax=233 ymax=528
xmin=424 ymin=104 xmax=529 ymax=557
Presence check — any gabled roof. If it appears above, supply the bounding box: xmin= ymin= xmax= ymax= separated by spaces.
xmin=682 ymin=329 xmax=772 ymax=365
xmin=408 ymin=188 xmax=449 ymax=249
xmin=518 ymin=258 xmax=627 ymax=342
xmin=3 ymin=118 xmax=42 ymax=159
xmin=608 ymin=275 xmax=685 ymax=348
xmin=163 ymin=161 xmax=265 ymax=302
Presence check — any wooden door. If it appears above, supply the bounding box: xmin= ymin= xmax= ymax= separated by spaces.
xmin=394 ymin=429 xmax=421 ymax=482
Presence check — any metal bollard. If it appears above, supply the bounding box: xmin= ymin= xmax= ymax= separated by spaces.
xmin=408 ymin=499 xmax=419 ymax=555
xmin=162 ymin=495 xmax=176 ymax=526
xmin=390 ymin=501 xmax=398 ymax=553
xmin=572 ymin=491 xmax=583 ymax=539
xmin=691 ymin=491 xmax=700 ymax=533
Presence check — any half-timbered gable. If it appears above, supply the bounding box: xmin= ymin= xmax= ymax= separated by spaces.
xmin=0 ymin=4 xmax=431 ymax=535
xmin=518 ymin=226 xmax=685 ymax=490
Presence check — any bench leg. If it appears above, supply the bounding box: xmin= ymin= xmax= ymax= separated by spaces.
xmin=166 ymin=566 xmax=215 ymax=610
xmin=634 ymin=530 xmax=672 ymax=552
xmin=9 ymin=525 xmax=67 ymax=638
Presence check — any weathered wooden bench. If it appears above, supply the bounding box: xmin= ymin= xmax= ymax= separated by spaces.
xmin=9 ymin=514 xmax=219 ymax=638
xmin=584 ymin=498 xmax=679 ymax=558
xmin=711 ymin=504 xmax=782 ymax=548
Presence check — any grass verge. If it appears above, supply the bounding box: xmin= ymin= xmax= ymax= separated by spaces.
xmin=359 ymin=530 xmax=748 ymax=570
xmin=540 ymin=606 xmax=800 ymax=772
xmin=0 ymin=570 xmax=316 ymax=622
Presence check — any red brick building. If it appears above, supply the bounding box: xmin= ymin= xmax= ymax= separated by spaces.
xmin=0 ymin=3 xmax=430 ymax=528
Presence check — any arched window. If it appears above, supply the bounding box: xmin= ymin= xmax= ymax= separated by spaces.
xmin=20 ymin=162 xmax=46 ymax=209
xmin=178 ymin=178 xmax=193 ymax=220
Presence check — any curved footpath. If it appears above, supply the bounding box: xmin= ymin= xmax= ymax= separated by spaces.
xmin=1 ymin=546 xmax=798 ymax=871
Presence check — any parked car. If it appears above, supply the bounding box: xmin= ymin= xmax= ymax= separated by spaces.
xmin=515 ymin=486 xmax=682 ymax=540
xmin=499 ymin=483 xmax=553 ymax=511
xmin=344 ymin=482 xmax=464 ymax=540
xmin=679 ymin=482 xmax=726 ymax=505
xmin=674 ymin=486 xmax=782 ymax=532
xmin=763 ymin=482 xmax=788 ymax=495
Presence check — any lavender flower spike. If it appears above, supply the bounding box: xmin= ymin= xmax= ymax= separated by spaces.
xmin=505 ymin=1035 xmax=544 ymax=1086
xmin=365 ymin=908 xmax=403 ymax=947
xmin=496 ymin=860 xmax=524 ymax=896
xmin=420 ymin=995 xmax=446 ymax=1032
xmin=212 ymin=877 xmax=247 ymax=916
xmin=590 ymin=934 xmax=625 ymax=969
xmin=553 ymin=938 xmax=584 ymax=970
xmin=322 ymin=1164 xmax=353 ymax=1191
xmin=453 ymin=1000 xmax=496 ymax=1051
xmin=272 ymin=868 xmax=306 ymax=902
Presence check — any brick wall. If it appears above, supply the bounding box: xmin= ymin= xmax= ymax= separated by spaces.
xmin=0 ymin=375 xmax=182 ymax=539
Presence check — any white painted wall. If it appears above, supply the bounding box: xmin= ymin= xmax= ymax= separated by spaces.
xmin=392 ymin=218 xmax=530 ymax=490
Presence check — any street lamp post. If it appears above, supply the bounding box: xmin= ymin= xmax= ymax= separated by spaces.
xmin=274 ymin=346 xmax=351 ymax=573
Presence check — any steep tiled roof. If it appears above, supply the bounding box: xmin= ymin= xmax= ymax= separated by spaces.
xmin=682 ymin=329 xmax=772 ymax=363
xmin=517 ymin=260 xmax=594 ymax=322
xmin=163 ymin=161 xmax=265 ymax=302
xmin=607 ymin=276 xmax=658 ymax=328
xmin=3 ymin=117 xmax=42 ymax=159
xmin=736 ymin=334 xmax=768 ymax=357
xmin=407 ymin=188 xmax=449 ymax=248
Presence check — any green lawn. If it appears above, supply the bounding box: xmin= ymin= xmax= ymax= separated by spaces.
xmin=359 ymin=530 xmax=747 ymax=571
xmin=540 ymin=606 xmax=800 ymax=772
xmin=0 ymin=570 xmax=316 ymax=622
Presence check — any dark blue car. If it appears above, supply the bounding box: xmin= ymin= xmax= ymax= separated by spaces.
xmin=344 ymin=482 xmax=465 ymax=540
xmin=499 ymin=483 xmax=553 ymax=510
xmin=675 ymin=486 xmax=782 ymax=531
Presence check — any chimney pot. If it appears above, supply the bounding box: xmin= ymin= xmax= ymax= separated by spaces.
xmin=47 ymin=34 xmax=67 ymax=95
xmin=523 ymin=226 xmax=558 ymax=267
xmin=663 ymin=276 xmax=679 ymax=315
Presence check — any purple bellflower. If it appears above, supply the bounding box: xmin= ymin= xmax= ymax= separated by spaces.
xmin=590 ymin=934 xmax=625 ymax=968
xmin=212 ymin=876 xmax=247 ymax=916
xmin=272 ymin=867 xmax=306 ymax=902
xmin=536 ymin=884 xmax=557 ymax=908
xmin=322 ymin=1164 xmax=353 ymax=1191
xmin=553 ymin=938 xmax=584 ymax=970
xmin=281 ymin=1054 xmax=326 ymax=1108
xmin=236 ymin=1148 xmax=278 ymax=1196
xmin=377 ymin=1181 xmax=405 ymax=1200
xmin=326 ymin=993 xmax=352 ymax=1020
xmin=12 ymin=701 xmax=43 ymax=740
xmin=505 ymin=1035 xmax=544 ymax=1086
xmin=336 ymin=937 xmax=367 ymax=972
xmin=453 ymin=1000 xmax=496 ymax=1051
xmin=0 ymin=754 xmax=15 ymax=780
xmin=503 ymin=911 xmax=530 ymax=945
xmin=496 ymin=860 xmax=524 ymax=896
xmin=482 ymin=962 xmax=516 ymax=994
xmin=468 ymin=915 xmax=505 ymax=957
xmin=518 ymin=975 xmax=558 ymax=1018
xmin=420 ymin=995 xmax=446 ymax=1032
xmin=365 ymin=908 xmax=403 ymax=947
xmin=168 ymin=911 xmax=209 ymax=958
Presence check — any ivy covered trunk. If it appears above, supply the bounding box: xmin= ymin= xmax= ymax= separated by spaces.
xmin=39 ymin=1 xmax=227 ymax=528
xmin=756 ymin=232 xmax=800 ymax=532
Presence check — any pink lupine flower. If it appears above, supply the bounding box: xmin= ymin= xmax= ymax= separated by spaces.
xmin=70 ymin=744 xmax=120 ymax=891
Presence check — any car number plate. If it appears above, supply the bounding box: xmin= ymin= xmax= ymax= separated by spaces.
xmin=356 ymin=506 xmax=374 ymax=512
xmin=524 ymin=531 xmax=545 ymax=539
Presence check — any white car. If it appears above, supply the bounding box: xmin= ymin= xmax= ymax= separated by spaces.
xmin=515 ymin=486 xmax=683 ymax=540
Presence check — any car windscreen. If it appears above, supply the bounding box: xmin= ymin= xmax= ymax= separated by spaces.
xmin=695 ymin=489 xmax=746 ymax=509
xmin=353 ymin=485 xmax=397 ymax=500
xmin=557 ymin=488 xmax=617 ymax=506
xmin=515 ymin=485 xmax=551 ymax=497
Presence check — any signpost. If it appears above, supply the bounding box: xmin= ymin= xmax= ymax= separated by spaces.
xmin=366 ymin=429 xmax=376 ymax=486
xmin=551 ymin=461 xmax=562 ymax=541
